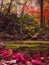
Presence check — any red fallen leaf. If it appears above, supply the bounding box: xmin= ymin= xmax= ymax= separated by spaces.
xmin=32 ymin=53 xmax=41 ymax=59
xmin=1 ymin=49 xmax=9 ymax=59
xmin=31 ymin=59 xmax=42 ymax=65
xmin=7 ymin=48 xmax=13 ymax=56
xmin=12 ymin=53 xmax=17 ymax=59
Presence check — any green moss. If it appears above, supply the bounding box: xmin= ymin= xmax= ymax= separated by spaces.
xmin=6 ymin=41 xmax=49 ymax=49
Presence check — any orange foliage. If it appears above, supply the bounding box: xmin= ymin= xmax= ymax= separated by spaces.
xmin=27 ymin=7 xmax=35 ymax=14
xmin=43 ymin=3 xmax=49 ymax=19
xmin=22 ymin=3 xmax=28 ymax=9
xmin=44 ymin=3 xmax=49 ymax=8
xmin=36 ymin=7 xmax=40 ymax=15
xmin=10 ymin=0 xmax=49 ymax=18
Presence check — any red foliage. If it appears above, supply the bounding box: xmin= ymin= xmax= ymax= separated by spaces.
xmin=43 ymin=3 xmax=49 ymax=19
xmin=28 ymin=7 xmax=36 ymax=15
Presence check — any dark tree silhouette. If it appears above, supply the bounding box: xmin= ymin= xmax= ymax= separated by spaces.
xmin=7 ymin=0 xmax=13 ymax=13
xmin=40 ymin=0 xmax=44 ymax=28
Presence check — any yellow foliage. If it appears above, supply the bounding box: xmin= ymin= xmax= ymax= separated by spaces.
xmin=35 ymin=18 xmax=40 ymax=23
xmin=4 ymin=0 xmax=10 ymax=3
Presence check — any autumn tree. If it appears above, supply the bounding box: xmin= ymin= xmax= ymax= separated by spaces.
xmin=43 ymin=2 xmax=49 ymax=28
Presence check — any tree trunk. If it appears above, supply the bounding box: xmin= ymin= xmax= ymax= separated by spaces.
xmin=43 ymin=16 xmax=45 ymax=27
xmin=40 ymin=0 xmax=44 ymax=28
xmin=20 ymin=24 xmax=23 ymax=40
xmin=7 ymin=0 xmax=13 ymax=13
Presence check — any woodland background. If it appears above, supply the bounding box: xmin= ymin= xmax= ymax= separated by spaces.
xmin=0 ymin=0 xmax=49 ymax=40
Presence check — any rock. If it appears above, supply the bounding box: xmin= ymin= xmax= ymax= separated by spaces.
xmin=31 ymin=33 xmax=40 ymax=40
